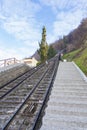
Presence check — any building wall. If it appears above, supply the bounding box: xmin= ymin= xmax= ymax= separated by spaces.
xmin=23 ymin=57 xmax=38 ymax=67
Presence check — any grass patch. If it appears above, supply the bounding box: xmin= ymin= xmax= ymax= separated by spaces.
xmin=63 ymin=47 xmax=87 ymax=76
xmin=74 ymin=48 xmax=87 ymax=76
xmin=63 ymin=48 xmax=82 ymax=61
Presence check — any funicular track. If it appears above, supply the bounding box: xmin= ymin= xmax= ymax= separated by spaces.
xmin=0 ymin=63 xmax=45 ymax=99
xmin=0 ymin=57 xmax=59 ymax=130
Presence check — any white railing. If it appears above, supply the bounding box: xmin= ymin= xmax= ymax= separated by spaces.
xmin=0 ymin=58 xmax=21 ymax=68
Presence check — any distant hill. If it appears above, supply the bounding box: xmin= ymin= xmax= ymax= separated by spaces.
xmin=33 ymin=18 xmax=87 ymax=61
xmin=31 ymin=51 xmax=40 ymax=61
xmin=51 ymin=18 xmax=87 ymax=53
xmin=32 ymin=18 xmax=87 ymax=76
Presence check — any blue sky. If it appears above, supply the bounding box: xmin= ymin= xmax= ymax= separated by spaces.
xmin=0 ymin=0 xmax=87 ymax=60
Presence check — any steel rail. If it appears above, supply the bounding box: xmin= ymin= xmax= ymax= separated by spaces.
xmin=31 ymin=57 xmax=59 ymax=130
xmin=0 ymin=62 xmax=44 ymax=90
xmin=2 ymin=64 xmax=50 ymax=130
xmin=0 ymin=63 xmax=47 ymax=99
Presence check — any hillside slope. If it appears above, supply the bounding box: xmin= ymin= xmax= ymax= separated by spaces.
xmin=51 ymin=18 xmax=87 ymax=53
xmin=63 ymin=46 xmax=87 ymax=76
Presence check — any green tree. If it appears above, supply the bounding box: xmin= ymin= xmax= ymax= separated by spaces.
xmin=47 ymin=45 xmax=57 ymax=59
xmin=38 ymin=26 xmax=48 ymax=63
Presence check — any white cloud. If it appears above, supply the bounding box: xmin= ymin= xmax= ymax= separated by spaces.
xmin=0 ymin=0 xmax=41 ymax=59
xmin=1 ymin=14 xmax=41 ymax=54
xmin=0 ymin=0 xmax=87 ymax=60
xmin=0 ymin=43 xmax=36 ymax=60
xmin=0 ymin=46 xmax=21 ymax=59
xmin=39 ymin=0 xmax=87 ymax=11
xmin=39 ymin=0 xmax=87 ymax=42
xmin=0 ymin=0 xmax=41 ymax=41
xmin=0 ymin=1 xmax=40 ymax=28
xmin=0 ymin=0 xmax=41 ymax=17
xmin=18 ymin=47 xmax=36 ymax=59
xmin=53 ymin=9 xmax=86 ymax=38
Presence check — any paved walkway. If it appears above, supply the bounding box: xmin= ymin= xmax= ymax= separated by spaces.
xmin=40 ymin=62 xmax=87 ymax=130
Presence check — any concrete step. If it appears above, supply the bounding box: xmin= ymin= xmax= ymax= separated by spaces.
xmin=40 ymin=62 xmax=87 ymax=130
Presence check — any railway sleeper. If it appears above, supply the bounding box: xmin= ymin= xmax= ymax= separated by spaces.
xmin=17 ymin=105 xmax=41 ymax=129
xmin=22 ymin=103 xmax=37 ymax=114
xmin=8 ymin=104 xmax=41 ymax=129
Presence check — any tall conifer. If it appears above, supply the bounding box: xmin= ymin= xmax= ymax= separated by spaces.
xmin=38 ymin=26 xmax=48 ymax=63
